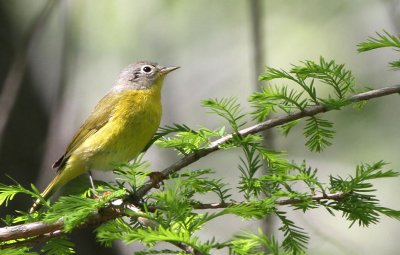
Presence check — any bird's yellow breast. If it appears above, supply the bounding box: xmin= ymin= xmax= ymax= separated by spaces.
xmin=71 ymin=86 xmax=162 ymax=171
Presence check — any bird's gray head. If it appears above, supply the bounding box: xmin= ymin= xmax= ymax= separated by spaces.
xmin=114 ymin=61 xmax=179 ymax=90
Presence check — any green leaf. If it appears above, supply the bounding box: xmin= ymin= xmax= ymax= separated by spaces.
xmin=0 ymin=248 xmax=38 ymax=255
xmin=113 ymin=158 xmax=151 ymax=192
xmin=222 ymin=198 xmax=277 ymax=219
xmin=238 ymin=143 xmax=264 ymax=199
xmin=374 ymin=206 xmax=400 ymax=220
xmin=156 ymin=127 xmax=219 ymax=154
xmin=291 ymin=57 xmax=355 ymax=99
xmin=149 ymin=180 xmax=194 ymax=224
xmin=97 ymin=220 xmax=213 ymax=254
xmin=249 ymin=85 xmax=308 ymax=121
xmin=259 ymin=67 xmax=318 ymax=103
xmin=328 ymin=161 xmax=400 ymax=227
xmin=280 ymin=120 xmax=299 ymax=136
xmin=303 ymin=116 xmax=335 ymax=152
xmin=41 ymin=235 xmax=75 ymax=255
xmin=357 ymin=31 xmax=400 ymax=70
xmin=169 ymin=169 xmax=231 ymax=202
xmin=0 ymin=182 xmax=42 ymax=207
xmin=276 ymin=211 xmax=309 ymax=254
xmin=259 ymin=68 xmax=293 ymax=82
xmin=389 ymin=59 xmax=400 ymax=70
xmin=44 ymin=189 xmax=126 ymax=232
xmin=330 ymin=161 xmax=399 ymax=194
xmin=202 ymin=97 xmax=246 ymax=131
xmin=152 ymin=123 xmax=194 ymax=143
xmin=353 ymin=100 xmax=367 ymax=110
xmin=257 ymin=147 xmax=290 ymax=171
xmin=330 ymin=193 xmax=381 ymax=227
xmin=259 ymin=57 xmax=354 ymax=105
xmin=357 ymin=30 xmax=400 ymax=52
xmin=230 ymin=229 xmax=281 ymax=255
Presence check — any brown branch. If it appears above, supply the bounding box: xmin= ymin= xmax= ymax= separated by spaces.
xmin=0 ymin=191 xmax=346 ymax=249
xmin=134 ymin=85 xmax=400 ymax=199
xmin=174 ymin=242 xmax=203 ymax=255
xmin=0 ymin=205 xmax=124 ymax=243
xmin=0 ymin=230 xmax=62 ymax=250
xmin=0 ymin=220 xmax=63 ymax=242
xmin=0 ymin=203 xmax=203 ymax=254
xmin=191 ymin=192 xmax=346 ymax=210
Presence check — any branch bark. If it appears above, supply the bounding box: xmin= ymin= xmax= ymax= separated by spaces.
xmin=190 ymin=192 xmax=346 ymax=209
xmin=0 ymin=205 xmax=124 ymax=243
xmin=0 ymin=203 xmax=204 ymax=254
xmin=0 ymin=192 xmax=346 ymax=246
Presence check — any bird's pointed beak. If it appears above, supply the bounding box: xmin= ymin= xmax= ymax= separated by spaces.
xmin=160 ymin=66 xmax=180 ymax=75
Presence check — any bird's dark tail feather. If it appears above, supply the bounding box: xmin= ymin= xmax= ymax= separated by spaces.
xmin=29 ymin=173 xmax=63 ymax=213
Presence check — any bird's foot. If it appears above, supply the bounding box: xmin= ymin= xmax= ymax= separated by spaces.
xmin=148 ymin=171 xmax=165 ymax=188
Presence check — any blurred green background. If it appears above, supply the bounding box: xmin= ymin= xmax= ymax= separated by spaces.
xmin=0 ymin=0 xmax=399 ymax=254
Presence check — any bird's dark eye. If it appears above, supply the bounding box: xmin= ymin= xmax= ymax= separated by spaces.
xmin=142 ymin=66 xmax=152 ymax=73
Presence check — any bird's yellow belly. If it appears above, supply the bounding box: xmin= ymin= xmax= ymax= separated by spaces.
xmin=71 ymin=92 xmax=161 ymax=171
xmin=87 ymin=114 xmax=159 ymax=170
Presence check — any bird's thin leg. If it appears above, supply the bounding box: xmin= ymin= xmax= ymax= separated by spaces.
xmin=88 ymin=170 xmax=99 ymax=198
xmin=88 ymin=170 xmax=95 ymax=189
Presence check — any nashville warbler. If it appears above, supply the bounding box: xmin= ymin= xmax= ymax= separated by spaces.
xmin=30 ymin=61 xmax=179 ymax=212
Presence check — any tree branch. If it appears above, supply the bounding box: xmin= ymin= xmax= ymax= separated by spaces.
xmin=0 ymin=191 xmax=346 ymax=248
xmin=190 ymin=192 xmax=346 ymax=209
xmin=0 ymin=203 xmax=204 ymax=254
xmin=134 ymin=85 xmax=400 ymax=199
xmin=174 ymin=242 xmax=204 ymax=255
xmin=0 ymin=205 xmax=124 ymax=243
xmin=0 ymin=230 xmax=63 ymax=250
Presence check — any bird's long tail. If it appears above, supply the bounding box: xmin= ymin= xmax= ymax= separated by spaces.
xmin=29 ymin=171 xmax=66 ymax=213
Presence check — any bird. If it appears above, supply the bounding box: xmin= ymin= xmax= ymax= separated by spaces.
xmin=30 ymin=61 xmax=179 ymax=212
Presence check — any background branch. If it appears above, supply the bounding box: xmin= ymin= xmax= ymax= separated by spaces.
xmin=0 ymin=0 xmax=57 ymax=143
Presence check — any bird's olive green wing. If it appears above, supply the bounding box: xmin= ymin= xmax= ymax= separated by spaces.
xmin=53 ymin=92 xmax=121 ymax=170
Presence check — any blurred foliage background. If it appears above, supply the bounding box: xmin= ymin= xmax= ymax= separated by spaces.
xmin=0 ymin=0 xmax=399 ymax=254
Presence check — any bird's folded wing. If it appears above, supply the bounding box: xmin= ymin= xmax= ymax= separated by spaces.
xmin=53 ymin=92 xmax=121 ymax=170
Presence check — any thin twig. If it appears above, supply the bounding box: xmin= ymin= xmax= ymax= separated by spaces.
xmin=144 ymin=192 xmax=346 ymax=211
xmin=174 ymin=242 xmax=203 ymax=255
xmin=190 ymin=192 xmax=346 ymax=209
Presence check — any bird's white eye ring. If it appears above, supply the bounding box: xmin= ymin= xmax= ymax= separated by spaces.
xmin=142 ymin=65 xmax=152 ymax=73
